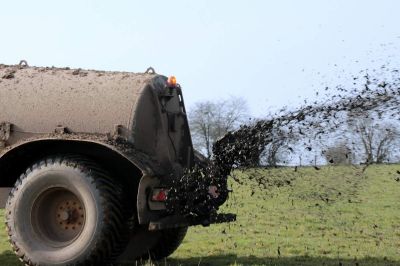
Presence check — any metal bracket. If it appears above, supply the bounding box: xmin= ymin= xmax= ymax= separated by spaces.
xmin=0 ymin=122 xmax=11 ymax=148
xmin=112 ymin=124 xmax=134 ymax=142
xmin=145 ymin=67 xmax=156 ymax=74
xmin=148 ymin=212 xmax=237 ymax=231
xmin=18 ymin=60 xmax=29 ymax=68
xmin=54 ymin=125 xmax=70 ymax=134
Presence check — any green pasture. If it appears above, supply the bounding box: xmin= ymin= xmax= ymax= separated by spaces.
xmin=0 ymin=165 xmax=399 ymax=265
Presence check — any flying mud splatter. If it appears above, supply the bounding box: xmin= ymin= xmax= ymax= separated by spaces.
xmin=166 ymin=67 xmax=400 ymax=219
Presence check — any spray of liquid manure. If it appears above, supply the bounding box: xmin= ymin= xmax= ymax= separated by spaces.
xmin=166 ymin=66 xmax=400 ymax=219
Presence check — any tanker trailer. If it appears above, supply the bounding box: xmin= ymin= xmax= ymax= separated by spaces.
xmin=0 ymin=62 xmax=234 ymax=265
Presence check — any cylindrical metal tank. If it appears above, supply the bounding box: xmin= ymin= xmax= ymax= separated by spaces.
xmin=0 ymin=63 xmax=193 ymax=172
xmin=0 ymin=64 xmax=158 ymax=134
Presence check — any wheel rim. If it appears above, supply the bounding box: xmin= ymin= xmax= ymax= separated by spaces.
xmin=31 ymin=187 xmax=86 ymax=247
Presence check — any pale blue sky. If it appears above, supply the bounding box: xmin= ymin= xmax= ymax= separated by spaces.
xmin=1 ymin=0 xmax=399 ymax=116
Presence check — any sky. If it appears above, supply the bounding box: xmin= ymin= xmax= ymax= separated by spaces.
xmin=1 ymin=0 xmax=400 ymax=117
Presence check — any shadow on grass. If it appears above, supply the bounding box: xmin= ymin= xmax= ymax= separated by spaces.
xmin=165 ymin=254 xmax=400 ymax=266
xmin=1 ymin=251 xmax=399 ymax=266
xmin=0 ymin=251 xmax=21 ymax=266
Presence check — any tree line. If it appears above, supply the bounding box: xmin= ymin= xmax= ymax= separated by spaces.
xmin=189 ymin=97 xmax=400 ymax=167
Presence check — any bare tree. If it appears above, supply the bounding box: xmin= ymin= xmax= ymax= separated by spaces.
xmin=352 ymin=119 xmax=399 ymax=164
xmin=189 ymin=97 xmax=248 ymax=158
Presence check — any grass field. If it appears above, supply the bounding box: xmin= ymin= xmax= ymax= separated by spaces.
xmin=0 ymin=165 xmax=399 ymax=265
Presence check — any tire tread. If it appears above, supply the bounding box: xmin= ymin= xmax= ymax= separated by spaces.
xmin=5 ymin=155 xmax=130 ymax=266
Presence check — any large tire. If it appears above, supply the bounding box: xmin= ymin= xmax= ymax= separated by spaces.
xmin=5 ymin=156 xmax=129 ymax=266
xmin=117 ymin=226 xmax=188 ymax=262
xmin=147 ymin=227 xmax=188 ymax=260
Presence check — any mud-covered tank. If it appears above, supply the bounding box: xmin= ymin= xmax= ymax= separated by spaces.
xmin=0 ymin=62 xmax=215 ymax=265
xmin=0 ymin=63 xmax=193 ymax=172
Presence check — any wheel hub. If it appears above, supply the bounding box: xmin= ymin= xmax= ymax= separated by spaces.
xmin=56 ymin=200 xmax=85 ymax=231
xmin=31 ymin=188 xmax=86 ymax=245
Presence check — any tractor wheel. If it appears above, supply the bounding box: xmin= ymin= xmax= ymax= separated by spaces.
xmin=117 ymin=226 xmax=188 ymax=262
xmin=5 ymin=156 xmax=128 ymax=265
xmin=146 ymin=226 xmax=188 ymax=260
